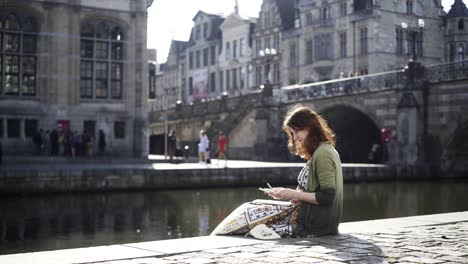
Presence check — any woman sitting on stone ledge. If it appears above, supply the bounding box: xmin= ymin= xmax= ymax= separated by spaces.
xmin=211 ymin=105 xmax=343 ymax=238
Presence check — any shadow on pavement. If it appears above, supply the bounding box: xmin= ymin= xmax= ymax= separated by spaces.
xmin=275 ymin=233 xmax=384 ymax=263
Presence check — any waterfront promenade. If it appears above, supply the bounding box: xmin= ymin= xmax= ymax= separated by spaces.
xmin=0 ymin=155 xmax=416 ymax=194
xmin=0 ymin=211 xmax=467 ymax=263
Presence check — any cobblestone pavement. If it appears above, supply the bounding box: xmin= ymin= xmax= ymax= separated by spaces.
xmin=96 ymin=222 xmax=468 ymax=264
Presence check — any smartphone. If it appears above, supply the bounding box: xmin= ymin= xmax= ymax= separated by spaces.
xmin=259 ymin=187 xmax=273 ymax=193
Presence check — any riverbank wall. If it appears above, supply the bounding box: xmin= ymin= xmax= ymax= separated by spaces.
xmin=0 ymin=157 xmax=449 ymax=194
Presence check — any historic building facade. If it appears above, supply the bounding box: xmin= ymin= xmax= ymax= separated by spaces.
xmin=280 ymin=0 xmax=445 ymax=84
xmin=184 ymin=11 xmax=224 ymax=103
xmin=218 ymin=5 xmax=256 ymax=95
xmin=445 ymin=0 xmax=468 ymax=62
xmin=0 ymin=0 xmax=153 ymax=157
xmin=252 ymin=0 xmax=295 ymax=90
xmin=153 ymin=40 xmax=188 ymax=110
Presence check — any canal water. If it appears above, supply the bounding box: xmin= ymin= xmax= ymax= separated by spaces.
xmin=1 ymin=180 xmax=468 ymax=255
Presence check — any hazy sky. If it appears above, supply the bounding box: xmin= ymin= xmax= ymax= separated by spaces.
xmin=148 ymin=0 xmax=456 ymax=63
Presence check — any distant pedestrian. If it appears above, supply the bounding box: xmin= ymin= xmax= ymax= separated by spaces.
xmin=0 ymin=141 xmax=3 ymax=165
xmin=167 ymin=130 xmax=177 ymax=161
xmin=98 ymin=129 xmax=106 ymax=155
xmin=198 ymin=130 xmax=209 ymax=164
xmin=217 ymin=131 xmax=228 ymax=167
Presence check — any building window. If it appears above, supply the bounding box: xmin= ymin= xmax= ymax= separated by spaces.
xmin=396 ymin=28 xmax=404 ymax=54
xmin=405 ymin=31 xmax=423 ymax=58
xmin=240 ymin=38 xmax=245 ymax=57
xmin=24 ymin=119 xmax=37 ymax=138
xmin=149 ymin=63 xmax=156 ymax=99
xmin=360 ymin=27 xmax=368 ymax=54
xmin=219 ymin=70 xmax=224 ymax=91
xmin=459 ymin=19 xmax=465 ymax=30
xmin=210 ymin=46 xmax=216 ymax=65
xmin=225 ymin=42 xmax=231 ymax=59
xmin=340 ymin=2 xmax=347 ymax=17
xmin=80 ymin=20 xmax=124 ymax=99
xmin=195 ymin=25 xmax=201 ymax=40
xmin=273 ymin=63 xmax=280 ymax=83
xmin=210 ymin=72 xmax=216 ymax=92
xmin=114 ymin=121 xmax=125 ymax=139
xmin=233 ymin=40 xmax=237 ymax=58
xmin=406 ymin=0 xmax=413 ymax=15
xmin=321 ymin=7 xmax=330 ymax=21
xmin=290 ymin=42 xmax=297 ymax=66
xmin=189 ymin=52 xmax=194 ymax=69
xmin=203 ymin=48 xmax=208 ymax=67
xmin=7 ymin=119 xmax=20 ymax=138
xmin=273 ymin=35 xmax=279 ymax=51
xmin=314 ymin=33 xmax=333 ymax=60
xmin=232 ymin=68 xmax=237 ymax=89
xmin=203 ymin=23 xmax=208 ymax=39
xmin=240 ymin=67 xmax=245 ymax=89
xmin=294 ymin=12 xmax=301 ymax=29
xmin=306 ymin=12 xmax=313 ymax=26
xmin=195 ymin=50 xmax=200 ymax=68
xmin=256 ymin=39 xmax=262 ymax=56
xmin=340 ymin=32 xmax=347 ymax=58
xmin=226 ymin=69 xmax=231 ymax=90
xmin=458 ymin=44 xmax=464 ymax=61
xmin=306 ymin=39 xmax=313 ymax=64
xmin=188 ymin=77 xmax=193 ymax=95
xmin=0 ymin=14 xmax=38 ymax=96
xmin=255 ymin=65 xmax=262 ymax=85
xmin=264 ymin=11 xmax=271 ymax=29
xmin=354 ymin=0 xmax=373 ymax=11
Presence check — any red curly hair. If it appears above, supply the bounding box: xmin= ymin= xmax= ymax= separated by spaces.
xmin=282 ymin=105 xmax=336 ymax=160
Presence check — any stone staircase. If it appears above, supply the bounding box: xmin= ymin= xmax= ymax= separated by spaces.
xmin=206 ymin=93 xmax=261 ymax=150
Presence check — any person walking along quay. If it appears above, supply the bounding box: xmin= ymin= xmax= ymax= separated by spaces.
xmin=198 ymin=130 xmax=209 ymax=164
xmin=167 ymin=130 xmax=177 ymax=161
xmin=217 ymin=131 xmax=228 ymax=167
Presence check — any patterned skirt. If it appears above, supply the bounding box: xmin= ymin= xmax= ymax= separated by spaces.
xmin=211 ymin=199 xmax=300 ymax=237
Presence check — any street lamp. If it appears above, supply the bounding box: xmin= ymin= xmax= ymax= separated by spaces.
xmin=258 ymin=48 xmax=277 ymax=84
xmin=401 ymin=18 xmax=424 ymax=61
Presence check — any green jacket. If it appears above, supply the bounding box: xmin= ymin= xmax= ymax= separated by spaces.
xmin=294 ymin=142 xmax=343 ymax=237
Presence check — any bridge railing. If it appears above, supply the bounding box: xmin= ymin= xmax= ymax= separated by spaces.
xmin=149 ymin=91 xmax=263 ymax=123
xmin=424 ymin=60 xmax=468 ymax=83
xmin=280 ymin=69 xmax=405 ymax=103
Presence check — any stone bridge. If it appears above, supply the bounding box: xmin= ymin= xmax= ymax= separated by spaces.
xmin=149 ymin=60 xmax=468 ymax=177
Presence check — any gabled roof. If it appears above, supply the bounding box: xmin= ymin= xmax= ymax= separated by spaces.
xmin=274 ymin=0 xmax=296 ymax=30
xmin=188 ymin=10 xmax=225 ymax=43
xmin=192 ymin=10 xmax=224 ymax=22
xmin=171 ymin=40 xmax=189 ymax=56
xmin=447 ymin=0 xmax=468 ymax=17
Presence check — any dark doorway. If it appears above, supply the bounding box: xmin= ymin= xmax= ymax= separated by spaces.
xmin=149 ymin=134 xmax=165 ymax=155
xmin=321 ymin=106 xmax=381 ymax=163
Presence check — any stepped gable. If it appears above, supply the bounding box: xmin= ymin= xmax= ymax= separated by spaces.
xmin=447 ymin=0 xmax=468 ymax=17
xmin=274 ymin=0 xmax=296 ymax=30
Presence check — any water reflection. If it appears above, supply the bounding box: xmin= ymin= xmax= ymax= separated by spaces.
xmin=1 ymin=180 xmax=468 ymax=255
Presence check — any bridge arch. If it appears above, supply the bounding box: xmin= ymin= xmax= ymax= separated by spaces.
xmin=319 ymin=105 xmax=382 ymax=163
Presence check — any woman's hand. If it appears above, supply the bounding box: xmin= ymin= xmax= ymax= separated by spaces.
xmin=265 ymin=187 xmax=295 ymax=200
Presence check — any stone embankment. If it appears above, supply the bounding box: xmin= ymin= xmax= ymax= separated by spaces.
xmin=0 ymin=212 xmax=467 ymax=263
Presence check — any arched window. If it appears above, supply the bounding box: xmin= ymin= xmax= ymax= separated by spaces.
xmin=0 ymin=14 xmax=38 ymax=96
xmin=458 ymin=43 xmax=464 ymax=61
xmin=80 ymin=20 xmax=124 ymax=99
xmin=459 ymin=19 xmax=464 ymax=30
